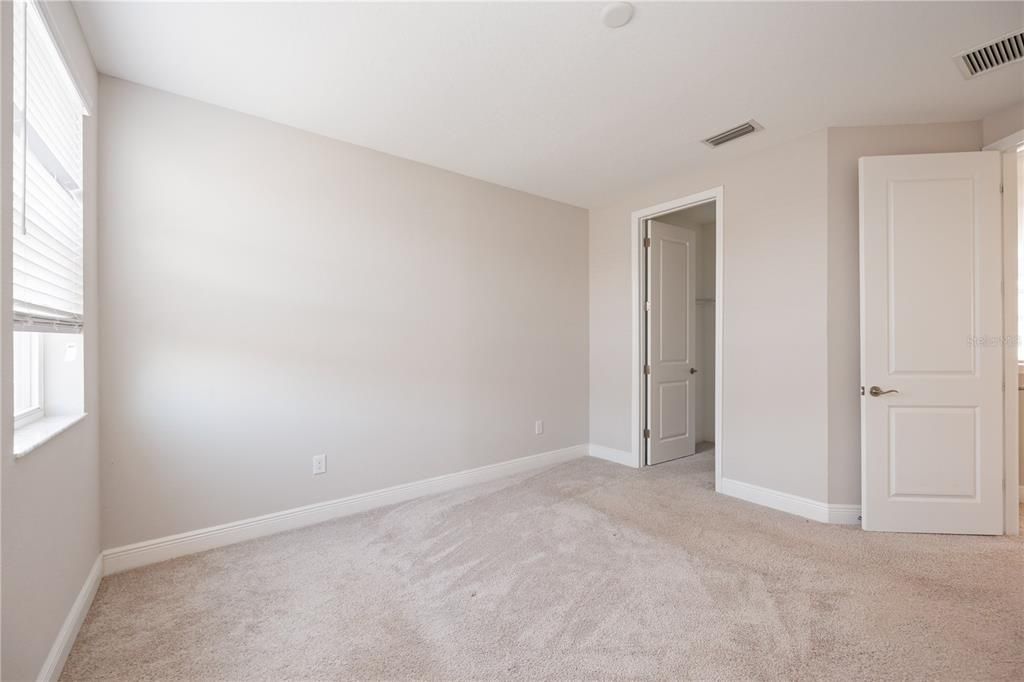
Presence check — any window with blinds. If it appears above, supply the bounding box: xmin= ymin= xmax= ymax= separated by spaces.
xmin=12 ymin=0 xmax=86 ymax=333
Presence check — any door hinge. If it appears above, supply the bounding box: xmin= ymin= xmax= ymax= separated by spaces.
xmin=1000 ymin=182 xmax=1004 ymax=194
xmin=645 ymin=300 xmax=650 ymax=312
xmin=644 ymin=364 xmax=651 ymax=375
xmin=644 ymin=428 xmax=650 ymax=439
xmin=643 ymin=237 xmax=651 ymax=248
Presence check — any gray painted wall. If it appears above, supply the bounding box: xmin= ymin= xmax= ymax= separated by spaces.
xmin=97 ymin=77 xmax=589 ymax=549
xmin=981 ymin=100 xmax=1023 ymax=148
xmin=589 ymin=130 xmax=831 ymax=501
xmin=694 ymin=222 xmax=716 ymax=444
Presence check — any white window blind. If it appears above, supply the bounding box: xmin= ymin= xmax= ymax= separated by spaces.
xmin=12 ymin=0 xmax=85 ymax=333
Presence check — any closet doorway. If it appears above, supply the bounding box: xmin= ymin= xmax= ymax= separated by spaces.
xmin=631 ymin=188 xmax=723 ymax=489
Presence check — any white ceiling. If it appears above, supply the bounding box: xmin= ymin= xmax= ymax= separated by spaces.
xmin=74 ymin=2 xmax=1024 ymax=208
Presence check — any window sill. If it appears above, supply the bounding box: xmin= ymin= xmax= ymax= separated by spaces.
xmin=14 ymin=413 xmax=87 ymax=459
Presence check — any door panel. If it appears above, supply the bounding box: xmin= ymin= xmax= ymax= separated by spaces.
xmin=889 ymin=407 xmax=977 ymax=497
xmin=659 ymin=238 xmax=690 ymax=362
xmin=860 ymin=152 xmax=1003 ymax=534
xmin=659 ymin=381 xmax=690 ymax=439
xmin=648 ymin=220 xmax=696 ymax=465
xmin=889 ymin=178 xmax=975 ymax=374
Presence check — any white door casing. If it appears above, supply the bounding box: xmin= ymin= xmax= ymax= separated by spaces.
xmin=647 ymin=220 xmax=697 ymax=465
xmin=860 ymin=151 xmax=1004 ymax=534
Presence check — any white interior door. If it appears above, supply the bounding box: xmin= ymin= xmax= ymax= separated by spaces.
xmin=860 ymin=151 xmax=1004 ymax=534
xmin=647 ymin=220 xmax=697 ymax=465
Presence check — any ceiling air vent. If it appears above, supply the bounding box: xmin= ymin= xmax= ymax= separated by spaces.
xmin=956 ymin=30 xmax=1024 ymax=78
xmin=702 ymin=120 xmax=762 ymax=148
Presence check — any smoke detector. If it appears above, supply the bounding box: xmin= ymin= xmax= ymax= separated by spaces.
xmin=955 ymin=29 xmax=1024 ymax=79
xmin=602 ymin=3 xmax=633 ymax=29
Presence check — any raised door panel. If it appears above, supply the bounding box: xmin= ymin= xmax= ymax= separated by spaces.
xmin=888 ymin=178 xmax=975 ymax=375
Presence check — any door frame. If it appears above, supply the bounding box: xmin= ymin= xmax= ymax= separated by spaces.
xmin=630 ymin=186 xmax=723 ymax=491
xmin=984 ymin=132 xmax=1022 ymax=535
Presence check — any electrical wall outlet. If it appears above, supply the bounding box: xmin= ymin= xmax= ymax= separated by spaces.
xmin=312 ymin=454 xmax=326 ymax=475
xmin=535 ymin=420 xmax=544 ymax=435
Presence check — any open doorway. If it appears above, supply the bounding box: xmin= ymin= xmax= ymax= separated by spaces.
xmin=631 ymin=188 xmax=723 ymax=491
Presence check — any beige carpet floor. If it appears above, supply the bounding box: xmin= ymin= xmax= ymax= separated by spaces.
xmin=63 ymin=453 xmax=1024 ymax=681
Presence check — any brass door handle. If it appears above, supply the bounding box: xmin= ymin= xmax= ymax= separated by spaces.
xmin=868 ymin=386 xmax=899 ymax=397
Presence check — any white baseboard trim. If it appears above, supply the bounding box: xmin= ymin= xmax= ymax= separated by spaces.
xmin=103 ymin=444 xmax=588 ymax=575
xmin=720 ymin=477 xmax=861 ymax=525
xmin=826 ymin=503 xmax=863 ymax=525
xmin=37 ymin=554 xmax=102 ymax=682
xmin=587 ymin=444 xmax=638 ymax=468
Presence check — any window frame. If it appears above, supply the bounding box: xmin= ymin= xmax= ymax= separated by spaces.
xmin=9 ymin=0 xmax=89 ymax=455
xmin=13 ymin=332 xmax=44 ymax=429
xmin=1017 ymin=147 xmax=1024 ymax=368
